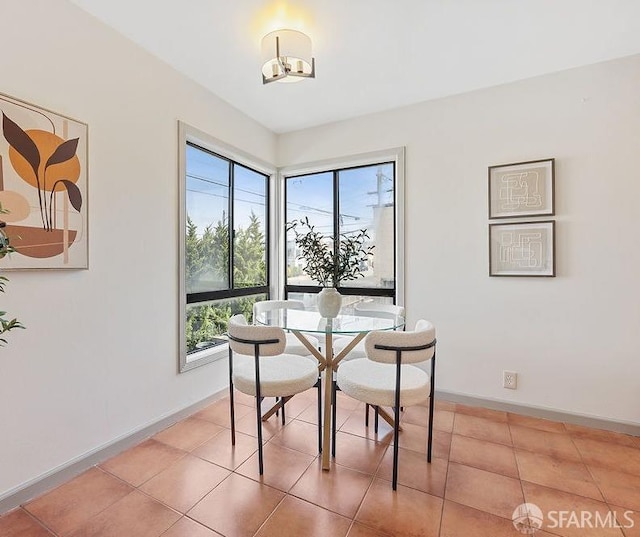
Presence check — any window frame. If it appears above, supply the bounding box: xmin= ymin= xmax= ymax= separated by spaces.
xmin=278 ymin=147 xmax=405 ymax=306
xmin=178 ymin=122 xmax=276 ymax=372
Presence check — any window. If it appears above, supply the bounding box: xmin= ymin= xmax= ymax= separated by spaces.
xmin=283 ymin=149 xmax=404 ymax=309
xmin=179 ymin=123 xmax=272 ymax=371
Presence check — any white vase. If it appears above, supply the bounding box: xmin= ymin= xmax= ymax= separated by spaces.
xmin=317 ymin=287 xmax=342 ymax=318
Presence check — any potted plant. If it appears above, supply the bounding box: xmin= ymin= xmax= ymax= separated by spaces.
xmin=287 ymin=217 xmax=374 ymax=318
xmin=0 ymin=205 xmax=24 ymax=345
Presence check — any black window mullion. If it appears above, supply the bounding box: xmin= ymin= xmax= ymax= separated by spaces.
xmin=283 ymin=175 xmax=289 ymax=297
xmin=264 ymin=173 xmax=270 ymax=295
xmin=187 ymin=285 xmax=269 ymax=304
xmin=284 ymin=284 xmax=394 ymax=298
xmin=228 ymin=163 xmax=235 ymax=290
xmin=333 ymin=170 xmax=340 ymax=288
xmin=392 ymin=161 xmax=396 ymax=301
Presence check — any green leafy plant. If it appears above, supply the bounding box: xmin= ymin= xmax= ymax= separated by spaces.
xmin=185 ymin=213 xmax=266 ymax=353
xmin=0 ymin=205 xmax=24 ymax=345
xmin=287 ymin=217 xmax=374 ymax=287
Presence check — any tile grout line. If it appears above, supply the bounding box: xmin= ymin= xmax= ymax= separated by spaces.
xmin=510 ymin=418 xmax=630 ymax=522
xmin=349 ymin=477 xmax=392 ymax=537
xmin=506 ymin=416 xmax=549 ymax=537
xmin=437 ymin=407 xmax=457 ymax=537
xmin=250 ymin=492 xmax=288 ymax=537
xmin=507 ymin=417 xmax=528 ymax=517
xmin=448 ymin=433 xmax=519 ymax=480
xmin=133 ymin=467 xmax=234 ymax=519
xmin=342 ymin=404 xmax=392 ymax=535
xmin=21 ymin=507 xmax=59 ymax=537
xmin=286 ymin=402 xmax=375 ymax=527
xmin=98 ymin=448 xmax=190 ymax=489
xmin=22 ymin=466 xmax=144 ymax=537
xmin=567 ymin=429 xmax=611 ymax=505
xmin=563 ymin=430 xmax=640 ymax=536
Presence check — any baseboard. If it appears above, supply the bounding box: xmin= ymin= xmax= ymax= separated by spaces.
xmin=0 ymin=389 xmax=228 ymax=515
xmin=437 ymin=389 xmax=640 ymax=436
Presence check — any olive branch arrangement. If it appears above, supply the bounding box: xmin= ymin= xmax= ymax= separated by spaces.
xmin=287 ymin=217 xmax=374 ymax=287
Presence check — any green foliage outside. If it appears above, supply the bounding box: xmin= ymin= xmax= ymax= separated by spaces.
xmin=234 ymin=214 xmax=267 ymax=288
xmin=186 ymin=213 xmax=266 ymax=353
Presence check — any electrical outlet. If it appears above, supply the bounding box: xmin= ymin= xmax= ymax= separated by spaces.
xmin=503 ymin=371 xmax=518 ymax=390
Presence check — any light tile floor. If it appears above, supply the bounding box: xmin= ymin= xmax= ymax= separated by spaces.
xmin=2 ymin=388 xmax=639 ymax=537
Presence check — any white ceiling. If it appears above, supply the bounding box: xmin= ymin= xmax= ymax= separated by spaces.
xmin=69 ymin=0 xmax=640 ymax=133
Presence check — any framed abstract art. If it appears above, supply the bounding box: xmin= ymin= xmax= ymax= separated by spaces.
xmin=0 ymin=92 xmax=88 ymax=269
xmin=488 ymin=158 xmax=554 ymax=219
xmin=489 ymin=220 xmax=555 ymax=277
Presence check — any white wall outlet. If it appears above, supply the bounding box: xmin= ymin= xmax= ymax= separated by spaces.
xmin=503 ymin=371 xmax=518 ymax=390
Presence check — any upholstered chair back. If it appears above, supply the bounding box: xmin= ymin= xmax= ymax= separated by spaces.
xmin=364 ymin=319 xmax=435 ymax=364
xmin=228 ymin=314 xmax=286 ymax=356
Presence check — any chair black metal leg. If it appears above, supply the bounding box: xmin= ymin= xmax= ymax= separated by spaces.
xmin=331 ymin=376 xmax=337 ymax=458
xmin=255 ymin=398 xmax=264 ymax=475
xmin=228 ymin=347 xmax=236 ymax=445
xmin=316 ymin=377 xmax=322 ymax=454
xmin=392 ymin=409 xmax=400 ymax=490
xmin=254 ymin=346 xmax=264 ymax=475
xmin=374 ymin=406 xmax=379 ymax=434
xmin=427 ymin=353 xmax=436 ymax=463
xmin=392 ymin=349 xmax=402 ymax=491
xmin=281 ymin=396 xmax=286 ymax=425
xmin=275 ymin=397 xmax=279 ymax=417
xmin=365 ymin=403 xmax=369 ymax=427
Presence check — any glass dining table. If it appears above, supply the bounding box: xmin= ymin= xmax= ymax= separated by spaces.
xmin=255 ymin=308 xmax=405 ymax=470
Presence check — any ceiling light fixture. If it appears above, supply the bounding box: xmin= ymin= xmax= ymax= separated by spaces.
xmin=261 ymin=29 xmax=315 ymax=84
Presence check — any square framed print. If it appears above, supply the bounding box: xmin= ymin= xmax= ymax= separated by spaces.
xmin=0 ymin=92 xmax=88 ymax=269
xmin=489 ymin=220 xmax=555 ymax=277
xmin=488 ymin=158 xmax=554 ymax=219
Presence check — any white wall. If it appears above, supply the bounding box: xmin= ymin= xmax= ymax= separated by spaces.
xmin=278 ymin=55 xmax=640 ymax=425
xmin=0 ymin=0 xmax=276 ymax=498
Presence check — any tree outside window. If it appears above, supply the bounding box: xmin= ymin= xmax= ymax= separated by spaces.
xmin=184 ymin=143 xmax=268 ymax=356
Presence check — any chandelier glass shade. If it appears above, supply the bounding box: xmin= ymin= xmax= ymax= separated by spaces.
xmin=261 ymin=29 xmax=315 ymax=84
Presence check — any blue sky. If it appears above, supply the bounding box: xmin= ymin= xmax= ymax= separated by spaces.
xmin=286 ymin=164 xmax=393 ymax=236
xmin=186 ymin=145 xmax=266 ymax=235
xmin=186 ymin=144 xmax=393 ymax=240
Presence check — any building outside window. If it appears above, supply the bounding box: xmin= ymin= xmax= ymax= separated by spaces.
xmin=284 ymin=161 xmax=398 ymax=309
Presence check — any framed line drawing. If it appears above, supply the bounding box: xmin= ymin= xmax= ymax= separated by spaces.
xmin=488 ymin=158 xmax=554 ymax=219
xmin=489 ymin=220 xmax=555 ymax=277
xmin=0 ymin=92 xmax=88 ymax=269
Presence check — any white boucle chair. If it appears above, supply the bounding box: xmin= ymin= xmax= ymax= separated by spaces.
xmin=336 ymin=319 xmax=436 ymax=490
xmin=253 ymin=300 xmax=321 ymax=356
xmin=253 ymin=299 xmax=323 ymax=447
xmin=227 ymin=314 xmax=320 ymax=475
xmin=333 ymin=303 xmax=405 ymax=360
xmin=332 ymin=302 xmax=405 ymax=429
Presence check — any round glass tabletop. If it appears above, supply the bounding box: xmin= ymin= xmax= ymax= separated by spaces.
xmin=255 ymin=309 xmax=405 ymax=334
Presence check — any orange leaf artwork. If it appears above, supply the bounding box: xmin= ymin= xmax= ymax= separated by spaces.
xmin=0 ymin=93 xmax=87 ymax=269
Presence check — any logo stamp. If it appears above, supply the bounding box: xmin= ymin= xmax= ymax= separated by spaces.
xmin=512 ymin=503 xmax=544 ymax=534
